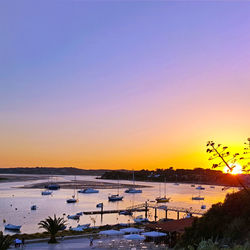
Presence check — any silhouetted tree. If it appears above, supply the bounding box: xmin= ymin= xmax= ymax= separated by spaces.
xmin=38 ymin=215 xmax=66 ymax=243
xmin=0 ymin=231 xmax=12 ymax=250
xmin=206 ymin=139 xmax=250 ymax=195
xmin=179 ymin=189 xmax=250 ymax=247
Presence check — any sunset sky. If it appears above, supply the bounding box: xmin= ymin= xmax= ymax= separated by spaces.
xmin=1 ymin=1 xmax=250 ymax=170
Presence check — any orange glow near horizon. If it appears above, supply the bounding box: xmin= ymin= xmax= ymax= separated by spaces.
xmin=223 ymin=163 xmax=243 ymax=175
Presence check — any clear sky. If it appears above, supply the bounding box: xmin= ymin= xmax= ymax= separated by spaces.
xmin=1 ymin=1 xmax=250 ymax=170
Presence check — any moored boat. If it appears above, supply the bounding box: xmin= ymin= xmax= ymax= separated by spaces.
xmin=108 ymin=194 xmax=123 ymax=201
xmin=47 ymin=184 xmax=60 ymax=190
xmin=155 ymin=178 xmax=170 ymax=203
xmin=96 ymin=203 xmax=103 ymax=208
xmin=67 ymin=214 xmax=80 ymax=220
xmin=67 ymin=176 xmax=78 ymax=203
xmin=155 ymin=196 xmax=170 ymax=203
xmin=70 ymin=223 xmax=90 ymax=231
xmin=41 ymin=190 xmax=53 ymax=195
xmin=134 ymin=215 xmax=149 ymax=223
xmin=5 ymin=224 xmax=21 ymax=231
xmin=119 ymin=210 xmax=133 ymax=215
xmin=196 ymin=185 xmax=205 ymax=190
xmin=192 ymin=196 xmax=205 ymax=200
xmin=124 ymin=171 xmax=142 ymax=193
xmin=31 ymin=205 xmax=37 ymax=210
xmin=125 ymin=187 xmax=142 ymax=193
xmin=66 ymin=197 xmax=78 ymax=203
xmin=78 ymin=188 xmax=99 ymax=193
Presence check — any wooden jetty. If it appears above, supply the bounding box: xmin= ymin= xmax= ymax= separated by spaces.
xmin=83 ymin=202 xmax=205 ymax=221
xmin=126 ymin=202 xmax=205 ymax=220
xmin=83 ymin=208 xmax=147 ymax=215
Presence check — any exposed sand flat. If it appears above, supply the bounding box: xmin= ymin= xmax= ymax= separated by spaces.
xmin=0 ymin=174 xmax=48 ymax=182
xmin=20 ymin=180 xmax=150 ymax=190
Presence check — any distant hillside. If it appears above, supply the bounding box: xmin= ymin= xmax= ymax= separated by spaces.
xmin=0 ymin=167 xmax=107 ymax=176
xmin=100 ymin=168 xmax=250 ymax=187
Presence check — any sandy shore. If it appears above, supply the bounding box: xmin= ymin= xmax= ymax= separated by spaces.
xmin=20 ymin=180 xmax=150 ymax=190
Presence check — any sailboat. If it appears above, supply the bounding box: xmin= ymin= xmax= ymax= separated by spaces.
xmin=78 ymin=188 xmax=99 ymax=194
xmin=155 ymin=178 xmax=170 ymax=203
xmin=67 ymin=176 xmax=78 ymax=203
xmin=192 ymin=188 xmax=205 ymax=200
xmin=173 ymin=174 xmax=179 ymax=185
xmin=108 ymin=177 xmax=123 ymax=201
xmin=5 ymin=224 xmax=22 ymax=231
xmin=125 ymin=171 xmax=142 ymax=193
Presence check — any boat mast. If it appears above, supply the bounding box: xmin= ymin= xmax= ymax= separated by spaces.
xmin=117 ymin=174 xmax=119 ymax=195
xmin=73 ymin=176 xmax=76 ymax=198
xmin=164 ymin=177 xmax=166 ymax=197
xmin=133 ymin=170 xmax=135 ymax=188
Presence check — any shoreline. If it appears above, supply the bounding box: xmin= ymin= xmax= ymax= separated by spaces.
xmin=19 ymin=180 xmax=151 ymax=190
xmin=99 ymin=177 xmax=241 ymax=188
xmin=0 ymin=175 xmax=48 ymax=183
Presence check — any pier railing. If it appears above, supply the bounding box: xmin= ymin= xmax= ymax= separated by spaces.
xmin=126 ymin=202 xmax=205 ymax=216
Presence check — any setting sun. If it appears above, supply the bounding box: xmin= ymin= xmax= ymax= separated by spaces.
xmin=223 ymin=163 xmax=243 ymax=175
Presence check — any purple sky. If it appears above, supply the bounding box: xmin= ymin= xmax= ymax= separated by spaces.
xmin=1 ymin=1 xmax=250 ymax=169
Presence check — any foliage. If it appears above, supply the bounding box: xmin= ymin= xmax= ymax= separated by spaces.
xmin=38 ymin=215 xmax=66 ymax=243
xmin=180 ymin=239 xmax=250 ymax=250
xmin=178 ymin=190 xmax=250 ymax=248
xmin=206 ymin=139 xmax=250 ymax=174
xmin=206 ymin=139 xmax=250 ymax=196
xmin=0 ymin=231 xmax=12 ymax=250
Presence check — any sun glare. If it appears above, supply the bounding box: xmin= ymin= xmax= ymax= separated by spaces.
xmin=223 ymin=163 xmax=243 ymax=175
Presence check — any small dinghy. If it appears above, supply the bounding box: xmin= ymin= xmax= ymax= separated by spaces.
xmin=108 ymin=194 xmax=123 ymax=201
xmin=125 ymin=187 xmax=142 ymax=193
xmin=31 ymin=205 xmax=37 ymax=210
xmin=47 ymin=184 xmax=60 ymax=190
xmin=192 ymin=196 xmax=205 ymax=200
xmin=5 ymin=224 xmax=21 ymax=231
xmin=66 ymin=198 xmax=78 ymax=203
xmin=96 ymin=203 xmax=103 ymax=208
xmin=134 ymin=215 xmax=149 ymax=223
xmin=41 ymin=190 xmax=52 ymax=195
xmin=70 ymin=223 xmax=90 ymax=231
xmin=119 ymin=210 xmax=133 ymax=216
xmin=67 ymin=214 xmax=80 ymax=220
xmin=78 ymin=188 xmax=99 ymax=193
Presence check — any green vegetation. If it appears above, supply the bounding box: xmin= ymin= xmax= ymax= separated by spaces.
xmin=181 ymin=239 xmax=250 ymax=250
xmin=178 ymin=189 xmax=250 ymax=248
xmin=0 ymin=231 xmax=12 ymax=250
xmin=38 ymin=215 xmax=66 ymax=243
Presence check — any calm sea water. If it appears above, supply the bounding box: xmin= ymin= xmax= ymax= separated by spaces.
xmin=0 ymin=175 xmax=235 ymax=235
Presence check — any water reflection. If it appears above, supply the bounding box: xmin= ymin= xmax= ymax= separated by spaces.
xmin=0 ymin=175 xmax=234 ymax=234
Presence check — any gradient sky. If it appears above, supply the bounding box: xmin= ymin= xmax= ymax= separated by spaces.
xmin=1 ymin=1 xmax=250 ymax=170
